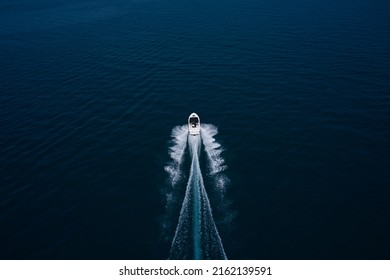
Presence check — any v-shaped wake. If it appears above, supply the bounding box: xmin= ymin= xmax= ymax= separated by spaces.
xmin=164 ymin=124 xmax=229 ymax=260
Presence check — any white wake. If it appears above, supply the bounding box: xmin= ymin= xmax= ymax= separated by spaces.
xmin=164 ymin=125 xmax=188 ymax=187
xmin=164 ymin=123 xmax=230 ymax=260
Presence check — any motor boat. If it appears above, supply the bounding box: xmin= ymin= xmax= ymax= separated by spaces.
xmin=188 ymin=113 xmax=200 ymax=135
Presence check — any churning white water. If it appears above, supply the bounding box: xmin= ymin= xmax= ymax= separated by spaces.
xmin=164 ymin=124 xmax=229 ymax=260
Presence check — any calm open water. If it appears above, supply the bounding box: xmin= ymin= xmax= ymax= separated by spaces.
xmin=1 ymin=0 xmax=390 ymax=259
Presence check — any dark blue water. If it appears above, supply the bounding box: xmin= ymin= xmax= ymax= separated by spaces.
xmin=1 ymin=0 xmax=390 ymax=259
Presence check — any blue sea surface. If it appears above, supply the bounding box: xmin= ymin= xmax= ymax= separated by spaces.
xmin=1 ymin=0 xmax=390 ymax=259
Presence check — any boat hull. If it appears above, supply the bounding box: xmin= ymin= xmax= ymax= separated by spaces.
xmin=188 ymin=113 xmax=200 ymax=135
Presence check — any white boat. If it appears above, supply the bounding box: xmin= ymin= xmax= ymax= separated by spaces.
xmin=188 ymin=113 xmax=200 ymax=135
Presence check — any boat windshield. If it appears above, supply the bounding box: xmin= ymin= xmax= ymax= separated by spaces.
xmin=190 ymin=117 xmax=199 ymax=126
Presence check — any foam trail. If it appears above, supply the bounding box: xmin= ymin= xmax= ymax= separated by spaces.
xmin=164 ymin=125 xmax=188 ymax=187
xmin=201 ymin=124 xmax=230 ymax=199
xmin=201 ymin=124 xmax=227 ymax=176
xmin=189 ymin=135 xmax=201 ymax=260
xmin=169 ymin=131 xmax=227 ymax=260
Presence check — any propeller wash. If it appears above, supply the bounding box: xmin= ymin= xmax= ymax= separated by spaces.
xmin=163 ymin=113 xmax=231 ymax=260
